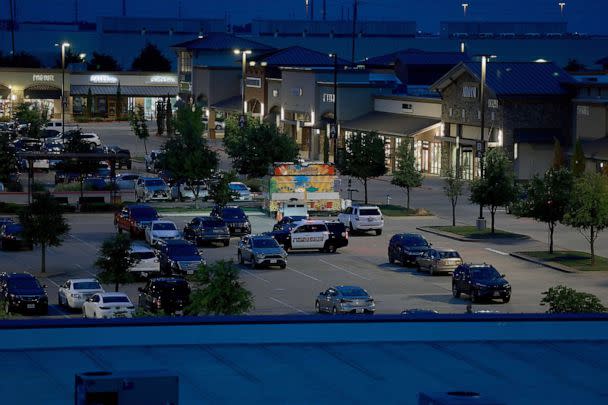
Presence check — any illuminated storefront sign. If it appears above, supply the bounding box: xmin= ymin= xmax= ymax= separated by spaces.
xmin=90 ymin=74 xmax=119 ymax=84
xmin=32 ymin=74 xmax=55 ymax=82
xmin=148 ymin=75 xmax=177 ymax=84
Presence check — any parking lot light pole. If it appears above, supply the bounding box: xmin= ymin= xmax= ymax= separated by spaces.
xmin=477 ymin=54 xmax=496 ymax=228
xmin=233 ymin=49 xmax=252 ymax=115
xmin=57 ymin=42 xmax=70 ymax=135
xmin=330 ymin=52 xmax=338 ymax=162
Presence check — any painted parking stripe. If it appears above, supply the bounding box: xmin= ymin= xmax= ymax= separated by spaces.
xmin=287 ymin=266 xmax=322 ymax=282
xmin=69 ymin=234 xmax=98 ymax=250
xmin=241 ymin=269 xmax=271 ymax=283
xmin=319 ymin=259 xmax=371 ymax=281
xmin=268 ymin=297 xmax=307 ymax=314
xmin=485 ymin=248 xmax=509 ymax=256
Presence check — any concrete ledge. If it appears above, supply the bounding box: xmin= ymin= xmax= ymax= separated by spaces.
xmin=416 ymin=226 xmax=479 ymax=242
xmin=509 ymin=252 xmax=578 ymax=274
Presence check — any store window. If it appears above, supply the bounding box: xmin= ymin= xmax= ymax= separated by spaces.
xmin=461 ymin=147 xmax=473 ymax=180
xmin=97 ymin=97 xmax=107 ymax=115
xmin=431 ymin=142 xmax=442 ymax=174
xmin=179 ymin=52 xmax=192 ymax=74
xmin=73 ymin=97 xmax=84 ymax=115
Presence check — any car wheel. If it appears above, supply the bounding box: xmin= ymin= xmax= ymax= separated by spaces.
xmin=375 ymin=229 xmax=382 ymax=236
xmin=57 ymin=293 xmax=63 ymax=307
xmin=250 ymin=260 xmax=257 ymax=269
xmin=280 ymin=263 xmax=286 ymax=269
xmin=0 ymin=239 xmax=3 ymax=250
xmin=388 ymin=254 xmax=395 ymax=264
xmin=429 ymin=265 xmax=435 ymax=276
xmin=93 ymin=312 xmax=98 ymax=319
xmin=416 ymin=263 xmax=421 ymax=272
xmin=349 ymin=222 xmax=355 ymax=233
xmin=332 ymin=306 xmax=338 ymax=315
xmin=284 ymin=243 xmax=290 ymax=253
xmin=117 ymin=226 xmax=123 ymax=234
xmin=503 ymin=295 xmax=511 ymax=304
xmin=238 ymin=252 xmax=244 ymax=265
xmin=315 ymin=301 xmax=321 ymax=313
xmin=223 ymin=240 xmax=230 ymax=247
xmin=4 ymin=301 xmax=10 ymax=315
xmin=326 ymin=244 xmax=336 ymax=253
xmin=471 ymin=289 xmax=479 ymax=303
xmin=452 ymin=283 xmax=460 ymax=298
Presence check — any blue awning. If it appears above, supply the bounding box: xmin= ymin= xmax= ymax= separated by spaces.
xmin=70 ymin=85 xmax=177 ymax=97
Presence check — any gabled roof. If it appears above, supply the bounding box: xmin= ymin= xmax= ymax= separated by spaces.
xmin=363 ymin=49 xmax=469 ymax=68
xmin=431 ymin=61 xmax=575 ymax=97
xmin=171 ymin=32 xmax=273 ymax=52
xmin=251 ymin=46 xmax=350 ymax=67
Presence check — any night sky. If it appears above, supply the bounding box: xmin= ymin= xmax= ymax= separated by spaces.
xmin=4 ymin=0 xmax=607 ymax=34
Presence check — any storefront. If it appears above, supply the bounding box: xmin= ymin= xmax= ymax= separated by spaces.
xmin=70 ymin=72 xmax=179 ymax=119
xmin=0 ymin=68 xmax=65 ymax=119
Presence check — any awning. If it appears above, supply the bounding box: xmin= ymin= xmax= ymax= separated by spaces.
xmin=70 ymin=85 xmax=178 ymax=97
xmin=513 ymin=128 xmax=561 ymax=144
xmin=24 ymin=84 xmax=61 ymax=99
xmin=341 ymin=111 xmax=440 ymax=137
xmin=0 ymin=85 xmax=9 ymax=99
xmin=211 ymin=95 xmax=242 ymax=113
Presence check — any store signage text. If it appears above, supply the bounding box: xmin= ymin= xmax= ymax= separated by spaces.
xmin=32 ymin=74 xmax=55 ymax=82
xmin=148 ymin=75 xmax=177 ymax=84
xmin=90 ymin=74 xmax=119 ymax=84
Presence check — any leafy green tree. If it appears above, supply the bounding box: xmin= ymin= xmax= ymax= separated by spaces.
xmin=162 ymin=106 xmax=219 ymax=207
xmin=156 ymin=99 xmax=165 ymax=136
xmin=469 ymin=148 xmax=518 ymax=233
xmin=87 ymin=52 xmax=121 ymax=71
xmin=565 ymin=58 xmax=586 ymax=72
xmin=131 ymin=43 xmax=171 ymax=72
xmin=208 ymin=171 xmax=239 ymax=208
xmin=571 ymin=138 xmax=586 ymax=177
xmin=223 ymin=115 xmax=299 ymax=178
xmin=95 ymin=234 xmax=140 ymax=292
xmin=14 ymin=103 xmax=49 ymax=138
xmin=443 ymin=166 xmax=465 ymax=227
xmin=563 ymin=172 xmax=608 ymax=264
xmin=165 ymin=97 xmax=173 ymax=136
xmin=0 ymin=132 xmax=19 ymax=184
xmin=129 ymin=105 xmax=150 ymax=154
xmin=516 ymin=168 xmax=573 ymax=253
xmin=54 ymin=47 xmax=86 ymax=68
xmin=552 ymin=138 xmax=565 ymax=169
xmin=337 ymin=131 xmax=386 ymax=204
xmin=391 ymin=141 xmax=423 ymax=209
xmin=61 ymin=136 xmax=100 ymax=198
xmin=187 ymin=260 xmax=254 ymax=315
xmin=19 ymin=192 xmax=70 ymax=273
xmin=541 ymin=285 xmax=606 ymax=313
xmin=0 ymin=51 xmax=42 ymax=68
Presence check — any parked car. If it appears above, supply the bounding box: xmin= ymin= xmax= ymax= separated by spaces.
xmin=452 ymin=264 xmax=511 ymax=303
xmin=264 ymin=222 xmax=298 ymax=247
xmin=171 ymin=181 xmax=209 ymax=201
xmin=337 ymin=205 xmax=384 ymax=235
xmin=237 ymin=234 xmax=287 ymax=269
xmin=274 ymin=215 xmax=307 ymax=229
xmin=138 ymin=277 xmax=191 ymax=315
xmin=135 ymin=177 xmax=171 ymax=202
xmin=145 ymin=220 xmax=181 ymax=247
xmin=129 ymin=242 xmax=161 ymax=278
xmin=0 ymin=272 xmax=48 ymax=315
xmin=54 ymin=170 xmax=80 ymax=184
xmin=183 ymin=216 xmax=230 ymax=247
xmin=315 ymin=285 xmax=375 ymax=314
xmin=0 ymin=217 xmax=14 ymax=228
xmin=83 ymin=177 xmax=108 ymax=191
xmin=103 ymin=145 xmax=132 ymax=169
xmin=388 ymin=233 xmax=431 ymax=266
xmin=82 ymin=292 xmax=135 ymax=319
xmin=115 ymin=173 xmax=140 ymax=190
xmin=0 ymin=223 xmax=33 ymax=250
xmin=57 ymin=279 xmax=104 ymax=309
xmin=416 ymin=248 xmax=463 ymax=276
xmin=114 ymin=204 xmax=160 ymax=237
xmin=157 ymin=239 xmax=206 ymax=275
xmin=228 ymin=182 xmax=252 ymax=201
xmin=324 ymin=221 xmax=350 ymax=251
xmin=210 ymin=205 xmax=251 ymax=235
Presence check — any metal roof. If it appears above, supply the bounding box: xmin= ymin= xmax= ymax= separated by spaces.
xmin=171 ymin=32 xmax=273 ymax=52
xmin=363 ymin=49 xmax=469 ymax=67
xmin=70 ymin=85 xmax=177 ymax=96
xmin=341 ymin=111 xmax=440 ymax=137
xmin=253 ymin=46 xmax=350 ymax=67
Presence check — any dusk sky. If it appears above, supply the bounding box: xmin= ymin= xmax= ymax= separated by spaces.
xmin=4 ymin=0 xmax=608 ymax=34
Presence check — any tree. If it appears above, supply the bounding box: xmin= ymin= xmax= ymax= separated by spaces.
xmin=443 ymin=166 xmax=465 ymax=227
xmin=0 ymin=132 xmax=19 ymax=185
xmin=87 ymin=52 xmax=121 ymax=71
xmin=0 ymin=51 xmax=42 ymax=68
xmin=516 ymin=168 xmax=573 ymax=253
xmin=156 ymin=99 xmax=165 ymax=136
xmin=165 ymin=96 xmax=173 ymax=136
xmin=61 ymin=136 xmax=101 ymax=198
xmin=469 ymin=148 xmax=518 ymax=233
xmin=391 ymin=141 xmax=423 ymax=209
xmin=541 ymin=285 xmax=606 ymax=313
xmin=86 ymin=88 xmax=93 ymax=117
xmin=14 ymin=103 xmax=49 ymax=138
xmin=571 ymin=138 xmax=586 ymax=177
xmin=131 ymin=43 xmax=171 ymax=72
xmin=129 ymin=105 xmax=150 ymax=154
xmin=95 ymin=234 xmax=139 ymax=292
xmin=187 ymin=260 xmax=254 ymax=315
xmin=208 ymin=171 xmax=239 ymax=208
xmin=223 ymin=115 xmax=299 ymax=178
xmin=336 ymin=131 xmax=386 ymax=204
xmin=552 ymin=138 xmax=565 ymax=169
xmin=563 ymin=172 xmax=608 ymax=265
xmin=565 ymin=58 xmax=586 ymax=72
xmin=54 ymin=47 xmax=86 ymax=69
xmin=19 ymin=192 xmax=70 ymax=273
xmin=162 ymin=105 xmax=219 ymax=207
xmin=115 ymin=82 xmax=122 ymax=119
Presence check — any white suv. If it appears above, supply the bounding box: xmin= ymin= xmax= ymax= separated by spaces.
xmin=338 ymin=205 xmax=384 ymax=235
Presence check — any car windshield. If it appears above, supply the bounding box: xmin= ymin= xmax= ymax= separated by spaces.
xmin=339 ymin=287 xmax=368 ymax=297
xmin=169 ymin=245 xmax=199 ymax=257
xmin=73 ymin=281 xmax=101 ymax=290
xmin=145 ymin=179 xmax=166 ymax=187
xmin=252 ymin=238 xmax=279 ymax=248
xmin=5 ymin=225 xmax=23 ymax=234
xmin=222 ymin=208 xmax=245 ymax=218
xmin=403 ymin=235 xmax=428 ymax=246
xmin=439 ymin=251 xmax=461 ymax=259
xmin=359 ymin=208 xmax=380 ymax=215
xmin=103 ymin=296 xmax=130 ymax=303
xmin=230 ymin=183 xmax=248 ymax=190
xmin=157 ymin=281 xmax=190 ymax=294
xmin=131 ymin=251 xmax=156 ymax=260
xmin=10 ymin=278 xmax=40 ymax=289
xmin=130 ymin=208 xmax=158 ymax=220
xmin=470 ymin=267 xmax=501 ymax=280
xmin=202 ymin=220 xmax=225 ymax=228
xmin=153 ymin=223 xmax=177 ymax=231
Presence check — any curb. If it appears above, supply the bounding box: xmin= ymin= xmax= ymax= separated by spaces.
xmin=509 ymin=252 xmax=577 ymax=274
xmin=415 ymin=226 xmax=478 ymax=242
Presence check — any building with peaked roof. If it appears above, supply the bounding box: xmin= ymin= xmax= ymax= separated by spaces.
xmin=431 ymin=61 xmax=575 ymax=180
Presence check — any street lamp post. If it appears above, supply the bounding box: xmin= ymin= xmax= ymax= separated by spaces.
xmin=477 ymin=54 xmax=495 ymax=228
xmin=558 ymin=2 xmax=566 ymax=17
xmin=56 ymin=42 xmax=70 ymax=135
xmin=233 ymin=49 xmax=252 ymax=116
xmin=462 ymin=3 xmax=469 ymax=17
xmin=329 ymin=53 xmax=338 ymax=163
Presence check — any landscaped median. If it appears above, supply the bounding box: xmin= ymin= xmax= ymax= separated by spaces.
xmin=511 ymin=251 xmax=608 ymax=273
xmin=377 ymin=204 xmax=432 ymax=217
xmin=417 ymin=225 xmax=529 ymax=241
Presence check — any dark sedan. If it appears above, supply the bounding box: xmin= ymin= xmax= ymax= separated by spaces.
xmin=0 ymin=224 xmax=33 ymax=250
xmin=138 ymin=277 xmax=191 ymax=315
xmin=183 ymin=216 xmax=230 ymax=247
xmin=388 ymin=233 xmax=431 ymax=266
xmin=452 ymin=264 xmax=511 ymax=303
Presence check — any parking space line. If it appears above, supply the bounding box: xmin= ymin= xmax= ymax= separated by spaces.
xmin=68 ymin=234 xmax=98 ymax=250
xmin=319 ymin=259 xmax=371 ymax=281
xmin=485 ymin=248 xmax=509 ymax=256
xmin=44 ymin=278 xmax=61 ymax=288
xmin=268 ymin=297 xmax=307 ymax=314
xmin=287 ymin=266 xmax=322 ymax=282
xmin=47 ymin=305 xmax=71 ymax=319
xmin=241 ymin=269 xmax=270 ymax=283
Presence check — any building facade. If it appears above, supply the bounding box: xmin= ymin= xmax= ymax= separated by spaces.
xmin=0 ymin=68 xmax=66 ymax=119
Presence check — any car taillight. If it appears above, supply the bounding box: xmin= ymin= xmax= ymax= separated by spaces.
xmin=341 ymin=231 xmax=346 ymax=238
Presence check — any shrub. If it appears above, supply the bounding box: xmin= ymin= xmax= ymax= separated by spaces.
xmin=541 ymin=285 xmax=606 ymax=313
xmin=243 ymin=178 xmax=264 ymax=192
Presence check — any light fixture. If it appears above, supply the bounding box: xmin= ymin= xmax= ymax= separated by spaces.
xmin=79 ymin=53 xmax=86 ymax=59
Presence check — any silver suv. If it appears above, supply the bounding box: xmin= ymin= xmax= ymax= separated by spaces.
xmin=135 ymin=177 xmax=171 ymax=202
xmin=337 ymin=205 xmax=384 ymax=235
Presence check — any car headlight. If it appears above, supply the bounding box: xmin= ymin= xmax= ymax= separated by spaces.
xmin=170 ymin=260 xmax=177 ymax=267
xmin=474 ymin=283 xmax=488 ymax=288
xmin=71 ymin=293 xmax=82 ymax=298
xmin=256 ymin=253 xmax=265 ymax=259
xmin=9 ymin=293 xmax=17 ymax=300
xmin=504 ymin=284 xmax=511 ymax=289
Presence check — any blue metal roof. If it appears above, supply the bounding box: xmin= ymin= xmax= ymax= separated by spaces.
xmin=253 ymin=46 xmax=350 ymax=67
xmin=464 ymin=61 xmax=575 ymax=96
xmin=363 ymin=49 xmax=469 ymax=67
xmin=171 ymin=33 xmax=273 ymax=52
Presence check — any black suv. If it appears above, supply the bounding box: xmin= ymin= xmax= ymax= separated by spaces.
xmin=210 ymin=205 xmax=251 ymax=235
xmin=138 ymin=277 xmax=191 ymax=315
xmin=0 ymin=273 xmax=48 ymax=314
xmin=157 ymin=239 xmax=206 ymax=275
xmin=183 ymin=216 xmax=230 ymax=247
xmin=325 ymin=221 xmax=349 ymax=250
xmin=388 ymin=233 xmax=431 ymax=266
xmin=452 ymin=264 xmax=511 ymax=303
xmin=103 ymin=145 xmax=132 ymax=169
